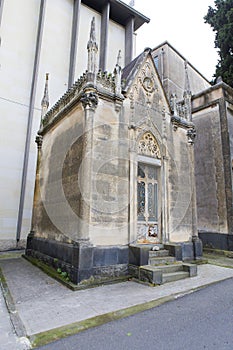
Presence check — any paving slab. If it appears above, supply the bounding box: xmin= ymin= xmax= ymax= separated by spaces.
xmin=1 ymin=254 xmax=233 ymax=348
xmin=0 ymin=280 xmax=30 ymax=350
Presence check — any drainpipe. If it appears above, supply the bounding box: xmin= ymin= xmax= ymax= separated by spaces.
xmin=16 ymin=0 xmax=46 ymax=244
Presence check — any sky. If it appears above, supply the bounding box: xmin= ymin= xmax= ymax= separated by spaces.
xmin=123 ymin=0 xmax=219 ymax=81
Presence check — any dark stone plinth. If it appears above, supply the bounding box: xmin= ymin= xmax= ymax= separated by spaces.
xmin=165 ymin=241 xmax=202 ymax=261
xmin=129 ymin=244 xmax=150 ymax=266
xmin=128 ymin=264 xmax=139 ymax=278
xmin=181 ymin=242 xmax=194 ymax=261
xmin=26 ymin=234 xmax=129 ymax=285
xmin=182 ymin=263 xmax=197 ymax=277
xmin=199 ymin=231 xmax=233 ymax=251
xmin=193 ymin=237 xmax=203 ymax=259
xmin=164 ymin=244 xmax=182 ymax=261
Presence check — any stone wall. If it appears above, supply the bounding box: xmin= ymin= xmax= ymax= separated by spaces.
xmin=193 ymin=83 xmax=233 ymax=240
xmin=152 ymin=42 xmax=210 ymax=101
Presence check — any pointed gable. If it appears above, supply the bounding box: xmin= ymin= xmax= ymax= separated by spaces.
xmin=122 ymin=49 xmax=170 ymax=114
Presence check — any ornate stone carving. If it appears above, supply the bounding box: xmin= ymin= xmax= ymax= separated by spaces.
xmin=138 ymin=132 xmax=161 ymax=159
xmin=35 ymin=135 xmax=43 ymax=149
xmin=81 ymin=92 xmax=98 ymax=110
xmin=170 ymin=93 xmax=178 ymax=116
xmin=97 ymin=70 xmax=115 ymax=93
xmin=114 ymin=50 xmax=122 ymax=96
xmin=87 ymin=17 xmax=98 ymax=75
xmin=187 ymin=128 xmax=196 ymax=144
xmin=41 ymin=73 xmax=49 ymax=119
xmin=170 ymin=91 xmax=192 ymax=122
xmin=142 ymin=77 xmax=154 ymax=93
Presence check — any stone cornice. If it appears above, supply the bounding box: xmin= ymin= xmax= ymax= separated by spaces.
xmin=39 ymin=70 xmax=124 ymax=135
xmin=192 ymin=82 xmax=233 ymax=113
xmin=171 ymin=114 xmax=195 ymax=131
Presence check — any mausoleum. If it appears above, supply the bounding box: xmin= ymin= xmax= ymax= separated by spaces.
xmin=26 ymin=19 xmax=202 ymax=285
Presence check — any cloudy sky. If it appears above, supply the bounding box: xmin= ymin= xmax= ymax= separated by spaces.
xmin=124 ymin=0 xmax=219 ymax=81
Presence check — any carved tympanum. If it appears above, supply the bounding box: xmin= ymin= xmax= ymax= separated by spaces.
xmin=138 ymin=132 xmax=161 ymax=159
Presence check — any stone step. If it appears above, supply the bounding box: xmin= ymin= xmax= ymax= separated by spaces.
xmin=162 ymin=271 xmax=190 ymax=283
xmin=148 ymin=256 xmax=176 ymax=266
xmin=149 ymin=263 xmax=184 ymax=273
xmin=138 ymin=263 xmax=197 ymax=285
xmin=149 ymin=249 xmax=170 ymax=258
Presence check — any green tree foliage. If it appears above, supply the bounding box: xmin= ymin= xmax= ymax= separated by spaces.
xmin=204 ymin=0 xmax=233 ymax=86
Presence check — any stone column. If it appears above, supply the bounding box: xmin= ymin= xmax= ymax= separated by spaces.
xmin=187 ymin=128 xmax=203 ymax=259
xmin=28 ymin=135 xmax=43 ymax=238
xmin=77 ymin=17 xmax=98 ymax=242
xmin=79 ymin=89 xmax=98 ymax=242
xmin=129 ymin=126 xmax=137 ymax=244
xmin=161 ymin=110 xmax=169 ymax=243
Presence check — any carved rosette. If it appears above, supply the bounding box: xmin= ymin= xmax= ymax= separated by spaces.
xmin=142 ymin=76 xmax=155 ymax=93
xmin=81 ymin=92 xmax=98 ymax=110
xmin=187 ymin=128 xmax=196 ymax=145
xmin=138 ymin=132 xmax=161 ymax=159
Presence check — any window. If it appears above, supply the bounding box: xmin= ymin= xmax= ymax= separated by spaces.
xmin=153 ymin=55 xmax=159 ymax=70
xmin=137 ymin=163 xmax=158 ymax=224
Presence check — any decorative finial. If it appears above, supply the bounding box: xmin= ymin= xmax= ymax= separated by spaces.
xmin=89 ymin=17 xmax=96 ymax=43
xmin=87 ymin=17 xmax=98 ymax=77
xmin=114 ymin=50 xmax=122 ymax=95
xmin=41 ymin=73 xmax=49 ymax=120
xmin=117 ymin=50 xmax=122 ymax=67
xmin=170 ymin=93 xmax=178 ymax=116
xmin=129 ymin=0 xmax=135 ymax=7
xmin=183 ymin=60 xmax=192 ymax=121
xmin=216 ymin=76 xmax=223 ymax=84
xmin=184 ymin=60 xmax=191 ymax=95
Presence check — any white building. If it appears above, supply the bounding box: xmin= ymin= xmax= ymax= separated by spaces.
xmin=0 ymin=0 xmax=149 ymax=250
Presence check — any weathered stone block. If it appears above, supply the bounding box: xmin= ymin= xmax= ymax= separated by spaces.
xmin=129 ymin=245 xmax=149 ymax=266
xmin=139 ymin=266 xmax=162 ymax=284
xmin=183 ymin=263 xmax=197 ymax=277
xmin=164 ymin=244 xmax=182 ymax=261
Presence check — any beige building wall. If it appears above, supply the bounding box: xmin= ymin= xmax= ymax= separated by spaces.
xmin=75 ymin=5 xmax=101 ymax=79
xmin=0 ymin=0 xmax=146 ymax=249
xmin=152 ymin=42 xmax=211 ymax=101
xmin=35 ymin=0 xmax=73 ymax=108
xmin=107 ymin=19 xmax=125 ymax=71
xmin=0 ymin=0 xmax=40 ymax=248
xmin=192 ymin=84 xmax=233 ymax=236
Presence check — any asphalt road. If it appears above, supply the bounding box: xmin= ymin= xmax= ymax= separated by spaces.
xmin=38 ymin=278 xmax=233 ymax=350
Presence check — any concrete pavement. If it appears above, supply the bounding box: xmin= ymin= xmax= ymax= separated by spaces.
xmin=1 ymin=250 xmax=233 ymax=349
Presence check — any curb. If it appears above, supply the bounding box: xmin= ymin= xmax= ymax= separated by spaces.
xmin=1 ymin=255 xmax=233 ymax=349
xmin=29 ymin=276 xmax=233 ymax=348
xmin=0 ymin=265 xmax=28 ymax=339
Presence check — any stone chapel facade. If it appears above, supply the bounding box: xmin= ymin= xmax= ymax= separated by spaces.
xmin=26 ymin=20 xmax=202 ymax=285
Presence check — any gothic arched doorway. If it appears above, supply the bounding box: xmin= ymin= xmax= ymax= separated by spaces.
xmin=137 ymin=132 xmax=161 ymax=243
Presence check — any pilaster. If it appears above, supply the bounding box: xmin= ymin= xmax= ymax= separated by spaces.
xmin=29 ymin=135 xmax=43 ymax=235
xmin=99 ymin=2 xmax=110 ymax=71
xmin=79 ymin=88 xmax=98 ymax=242
xmin=125 ymin=17 xmax=134 ymax=66
xmin=188 ymin=134 xmax=203 ymax=259
xmin=68 ymin=0 xmax=81 ymax=88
